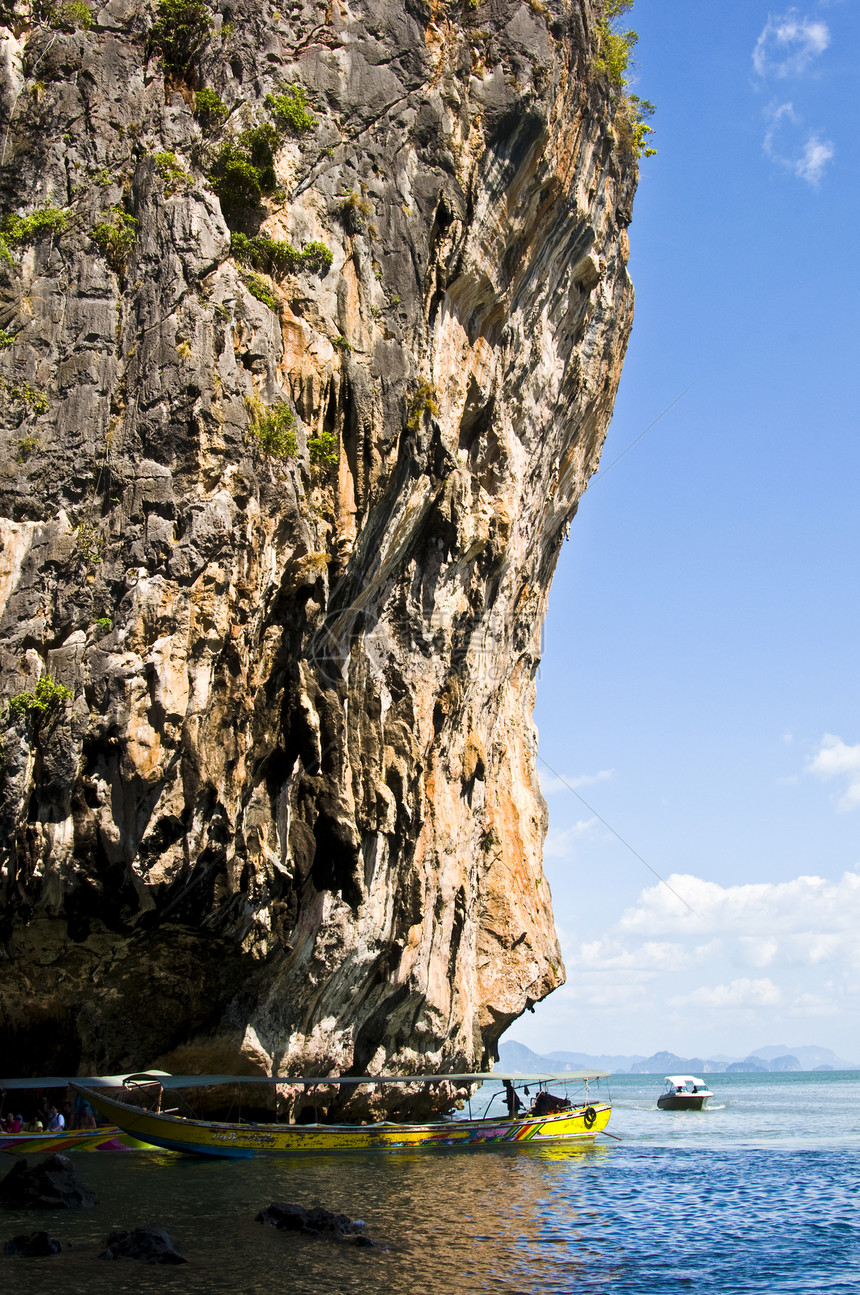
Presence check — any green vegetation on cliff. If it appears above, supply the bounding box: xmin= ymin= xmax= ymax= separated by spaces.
xmin=1 ymin=205 xmax=67 ymax=251
xmin=596 ymin=0 xmax=639 ymax=88
xmin=264 ymin=85 xmax=316 ymax=135
xmin=49 ymin=0 xmax=92 ymax=30
xmin=91 ymin=208 xmax=138 ymax=273
xmin=194 ymin=88 xmax=230 ymax=128
xmin=597 ymin=1 xmax=656 ymax=157
xmin=308 ymin=431 xmax=338 ymax=468
xmin=208 ymin=125 xmax=279 ymax=206
xmin=148 ymin=0 xmax=212 ymax=76
xmin=247 ymin=396 xmax=297 ymax=458
xmin=231 ymin=233 xmax=332 ymax=284
xmin=7 ymin=675 xmax=72 ymax=721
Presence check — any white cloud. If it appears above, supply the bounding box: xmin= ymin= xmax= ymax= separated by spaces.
xmin=790 ymin=991 xmax=838 ymax=1016
xmin=738 ymin=936 xmax=779 ymax=967
xmin=614 ymin=870 xmax=860 ymax=996
xmin=522 ymin=865 xmax=860 ymax=1055
xmin=570 ymin=938 xmax=688 ymax=973
xmin=763 ymin=101 xmax=834 ymax=186
xmin=672 ymin=977 xmax=782 ymax=1009
xmin=539 ymin=769 xmax=613 ymax=796
xmin=764 ymin=97 xmax=798 ymax=141
xmin=795 ymin=133 xmax=835 ymax=183
xmin=543 ymin=819 xmax=596 ymax=857
xmin=753 ymin=10 xmax=830 ymax=77
xmin=807 ymin=734 xmax=860 ymax=809
xmin=620 ymin=869 xmax=860 ymax=943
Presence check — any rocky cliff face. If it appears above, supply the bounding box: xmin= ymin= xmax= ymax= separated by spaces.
xmin=0 ymin=0 xmax=636 ymax=1099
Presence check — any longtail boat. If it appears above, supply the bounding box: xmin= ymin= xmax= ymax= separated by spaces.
xmin=71 ymin=1071 xmax=612 ymax=1158
xmin=0 ymin=1072 xmax=170 ymax=1153
xmin=0 ymin=1127 xmax=147 ymax=1154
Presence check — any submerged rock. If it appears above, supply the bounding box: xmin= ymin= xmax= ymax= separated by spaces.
xmin=4 ymin=1230 xmax=63 ymax=1256
xmin=99 ymin=1227 xmax=188 ymax=1264
xmin=0 ymin=1156 xmax=96 ymax=1210
xmin=256 ymin=1201 xmax=372 ymax=1243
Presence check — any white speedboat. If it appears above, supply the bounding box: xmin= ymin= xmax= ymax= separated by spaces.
xmin=656 ymin=1075 xmax=713 ymax=1111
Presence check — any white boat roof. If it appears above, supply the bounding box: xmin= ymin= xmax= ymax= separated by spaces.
xmin=665 ymin=1075 xmax=707 ymax=1086
xmin=0 ymin=1071 xmax=173 ymax=1090
xmin=2 ymin=1069 xmax=610 ymax=1090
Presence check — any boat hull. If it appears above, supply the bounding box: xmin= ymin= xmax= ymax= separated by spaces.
xmin=78 ymin=1087 xmax=612 ymax=1158
xmin=1 ymin=1127 xmax=148 ymax=1154
xmin=656 ymin=1094 xmax=710 ymax=1111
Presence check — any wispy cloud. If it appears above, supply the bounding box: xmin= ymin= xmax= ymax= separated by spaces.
xmin=807 ymin=734 xmax=860 ymax=809
xmin=753 ymin=10 xmax=831 ymax=78
xmin=752 ymin=12 xmax=835 ymax=184
xmin=618 ymin=869 xmax=860 ymax=959
xmin=543 ymin=819 xmax=596 ymax=858
xmin=562 ymin=866 xmax=860 ymax=987
xmin=539 ymin=768 xmax=613 ymax=796
xmin=672 ymin=977 xmax=782 ymax=1009
xmin=763 ymin=100 xmax=834 ymax=185
xmin=790 ymin=991 xmax=839 ymax=1017
xmin=522 ymin=866 xmax=860 ymax=1054
xmin=795 ymin=132 xmax=835 ymax=183
xmin=615 ymin=869 xmax=859 ymax=1028
xmin=737 ymin=936 xmax=779 ymax=967
xmin=570 ymin=938 xmax=689 ymax=973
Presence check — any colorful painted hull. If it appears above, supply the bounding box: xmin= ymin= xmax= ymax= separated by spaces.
xmin=78 ymin=1086 xmax=612 ymax=1158
xmin=0 ymin=1127 xmax=149 ymax=1154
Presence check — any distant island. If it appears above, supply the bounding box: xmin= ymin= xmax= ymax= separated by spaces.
xmin=499 ymin=1040 xmax=859 ymax=1074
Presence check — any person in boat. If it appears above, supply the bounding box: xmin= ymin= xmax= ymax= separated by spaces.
xmin=6 ymin=1113 xmax=22 ymax=1133
xmin=503 ymin=1081 xmax=523 ymax=1118
xmin=72 ymin=1095 xmax=97 ymax=1129
xmin=47 ymin=1105 xmax=65 ymax=1132
xmin=530 ymin=1090 xmax=573 ymax=1117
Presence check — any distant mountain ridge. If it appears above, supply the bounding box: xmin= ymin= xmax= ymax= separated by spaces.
xmin=499 ymin=1040 xmax=859 ymax=1074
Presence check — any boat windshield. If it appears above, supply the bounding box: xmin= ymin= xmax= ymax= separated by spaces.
xmin=664 ymin=1075 xmax=706 ymax=1092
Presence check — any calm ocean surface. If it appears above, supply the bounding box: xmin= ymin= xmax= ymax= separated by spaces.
xmin=2 ymin=1071 xmax=858 ymax=1294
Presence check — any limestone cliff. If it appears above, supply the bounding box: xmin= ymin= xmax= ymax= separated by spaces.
xmin=0 ymin=0 xmax=636 ymax=1097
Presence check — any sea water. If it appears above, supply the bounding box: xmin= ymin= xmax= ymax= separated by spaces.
xmin=1 ymin=1071 xmax=858 ymax=1294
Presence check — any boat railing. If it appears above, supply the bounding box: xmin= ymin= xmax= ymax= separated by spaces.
xmin=122 ymin=1074 xmax=166 ymax=1113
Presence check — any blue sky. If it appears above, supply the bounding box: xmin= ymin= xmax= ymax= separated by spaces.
xmin=519 ymin=1 xmax=860 ymax=1061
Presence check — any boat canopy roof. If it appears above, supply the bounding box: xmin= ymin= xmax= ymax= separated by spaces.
xmin=0 ymin=1071 xmax=173 ymax=1090
xmin=3 ymin=1069 xmax=610 ymax=1090
xmin=664 ymin=1075 xmax=707 ymax=1087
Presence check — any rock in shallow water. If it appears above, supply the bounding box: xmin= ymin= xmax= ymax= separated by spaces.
xmin=0 ymin=1155 xmax=96 ymax=1210
xmin=256 ymin=1201 xmax=373 ymax=1243
xmin=4 ymin=1230 xmax=63 ymax=1256
xmin=98 ymin=1226 xmax=188 ymax=1264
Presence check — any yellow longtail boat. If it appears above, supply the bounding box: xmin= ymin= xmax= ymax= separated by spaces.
xmin=71 ymin=1071 xmax=612 ymax=1158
